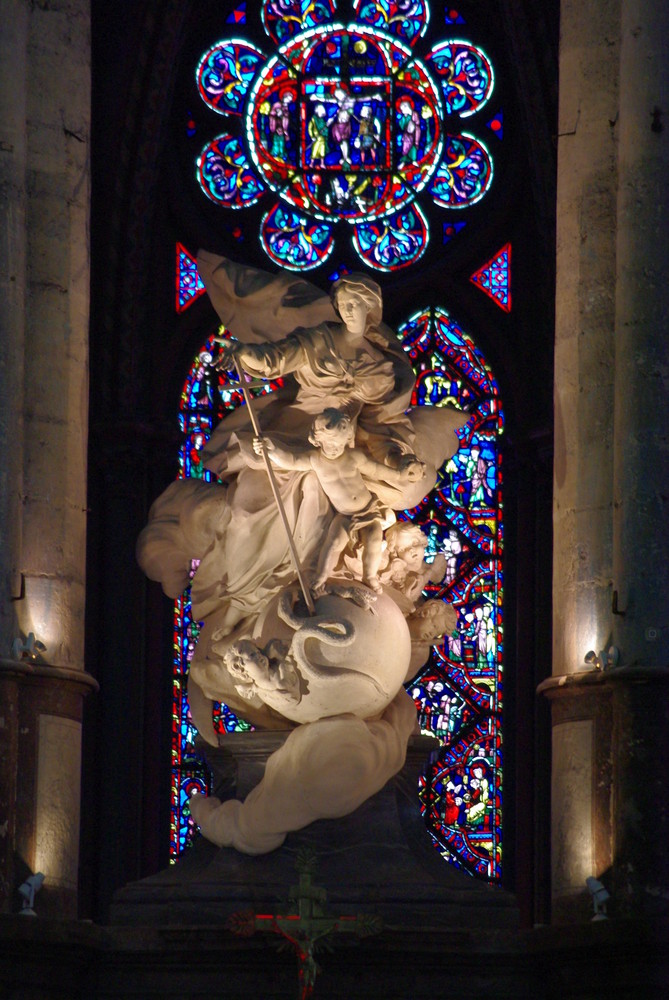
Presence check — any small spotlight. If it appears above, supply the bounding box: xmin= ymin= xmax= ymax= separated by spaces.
xmin=585 ymin=876 xmax=610 ymax=920
xmin=18 ymin=872 xmax=45 ymax=916
xmin=584 ymin=646 xmax=619 ymax=672
xmin=584 ymin=650 xmax=602 ymax=670
xmin=11 ymin=633 xmax=47 ymax=662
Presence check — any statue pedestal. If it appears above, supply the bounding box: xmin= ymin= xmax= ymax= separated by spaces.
xmin=111 ymin=733 xmax=517 ymax=928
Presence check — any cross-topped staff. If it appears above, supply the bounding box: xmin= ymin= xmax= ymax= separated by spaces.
xmin=216 ymin=350 xmax=315 ymax=615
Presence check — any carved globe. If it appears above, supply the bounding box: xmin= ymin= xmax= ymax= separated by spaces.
xmin=254 ymin=587 xmax=411 ymax=724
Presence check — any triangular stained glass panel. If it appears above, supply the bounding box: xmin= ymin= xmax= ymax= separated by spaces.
xmin=176 ymin=243 xmax=206 ymax=313
xmin=226 ymin=2 xmax=246 ymax=24
xmin=470 ymin=243 xmax=511 ymax=312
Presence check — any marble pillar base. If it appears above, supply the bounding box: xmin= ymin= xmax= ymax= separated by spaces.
xmin=111 ymin=733 xmax=518 ymax=928
xmin=539 ymin=666 xmax=669 ymax=923
xmin=0 ymin=659 xmax=98 ymax=919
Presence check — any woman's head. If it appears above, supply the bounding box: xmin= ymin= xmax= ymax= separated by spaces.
xmin=331 ymin=274 xmax=383 ymax=329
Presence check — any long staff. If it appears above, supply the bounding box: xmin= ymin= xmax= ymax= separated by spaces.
xmin=232 ymin=359 xmax=315 ymax=615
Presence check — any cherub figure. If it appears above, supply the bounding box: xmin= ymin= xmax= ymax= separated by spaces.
xmin=253 ymin=408 xmax=422 ymax=596
xmin=380 ymin=521 xmax=447 ymax=606
xmin=405 ymin=597 xmax=457 ymax=681
xmin=407 ymin=598 xmax=456 ymax=645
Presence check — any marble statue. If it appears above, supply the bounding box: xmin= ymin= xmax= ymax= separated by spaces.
xmin=137 ymin=254 xmax=467 ymax=853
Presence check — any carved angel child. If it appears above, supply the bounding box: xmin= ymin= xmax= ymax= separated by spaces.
xmin=253 ymin=408 xmax=423 ymax=596
xmin=381 ymin=521 xmax=448 ymax=607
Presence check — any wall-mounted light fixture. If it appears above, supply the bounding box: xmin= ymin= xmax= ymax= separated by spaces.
xmin=18 ymin=872 xmax=45 ymax=916
xmin=585 ymin=876 xmax=610 ymax=920
xmin=583 ymin=646 xmax=619 ymax=672
xmin=11 ymin=632 xmax=47 ymax=662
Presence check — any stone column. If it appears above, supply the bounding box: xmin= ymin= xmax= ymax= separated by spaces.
xmin=0 ymin=0 xmax=95 ymax=918
xmin=0 ymin=1 xmax=27 ymax=626
xmin=547 ymin=0 xmax=669 ymax=921
xmin=0 ymin=0 xmax=29 ymax=917
xmin=549 ymin=0 xmax=620 ymax=921
xmin=609 ymin=0 xmax=669 ymax=913
xmin=552 ymin=0 xmax=619 ymax=684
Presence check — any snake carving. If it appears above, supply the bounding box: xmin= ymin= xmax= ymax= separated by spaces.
xmin=224 ymin=585 xmax=410 ymax=724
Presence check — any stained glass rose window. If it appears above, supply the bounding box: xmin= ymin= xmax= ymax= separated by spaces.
xmin=195 ymin=0 xmax=495 ymax=271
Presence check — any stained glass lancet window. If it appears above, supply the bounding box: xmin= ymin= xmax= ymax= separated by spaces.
xmin=398 ymin=307 xmax=504 ymax=881
xmin=172 ymin=302 xmax=504 ymax=882
xmin=171 ymin=331 xmax=282 ymax=857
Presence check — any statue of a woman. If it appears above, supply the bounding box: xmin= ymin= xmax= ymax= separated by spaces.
xmin=138 ymin=255 xmax=466 ymax=851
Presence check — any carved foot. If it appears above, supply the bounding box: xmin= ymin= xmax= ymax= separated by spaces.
xmin=189 ymin=791 xmax=224 ymax=830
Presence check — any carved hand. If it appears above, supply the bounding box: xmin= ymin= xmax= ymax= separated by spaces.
xmin=253 ymin=435 xmax=275 ymax=457
xmin=213 ymin=340 xmax=263 ymax=371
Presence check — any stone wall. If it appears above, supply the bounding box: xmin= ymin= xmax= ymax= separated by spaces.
xmin=0 ymin=0 xmax=93 ymax=917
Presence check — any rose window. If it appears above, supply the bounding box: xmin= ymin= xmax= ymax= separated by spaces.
xmin=195 ymin=0 xmax=495 ymax=271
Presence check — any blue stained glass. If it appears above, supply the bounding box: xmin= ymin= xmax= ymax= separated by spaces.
xmin=420 ymin=716 xmax=502 ymax=881
xmin=352 ymin=203 xmax=428 ymax=271
xmin=396 ymin=306 xmax=504 ymax=881
xmin=197 ymin=134 xmax=265 ymax=207
xmin=443 ymin=220 xmax=467 ymax=244
xmin=227 ymin=3 xmax=246 ymax=25
xmin=193 ymin=16 xmax=498 ymax=271
xmin=353 ymin=0 xmax=430 ymax=45
xmin=429 ymin=134 xmax=493 ymax=209
xmin=196 ymin=39 xmax=263 ymax=116
xmin=170 ymin=330 xmax=283 ymax=861
xmin=486 ymin=109 xmax=504 ymax=140
xmin=171 ymin=311 xmax=505 ymax=880
xmin=176 ymin=243 xmax=206 ymax=312
xmin=262 ymin=0 xmax=337 ymax=44
xmin=425 ymin=40 xmax=494 ymax=117
xmin=261 ymin=204 xmax=335 ymax=270
xmin=470 ymin=243 xmax=512 ymax=311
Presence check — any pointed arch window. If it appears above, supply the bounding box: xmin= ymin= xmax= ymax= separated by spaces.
xmin=170 ymin=0 xmax=510 ymax=881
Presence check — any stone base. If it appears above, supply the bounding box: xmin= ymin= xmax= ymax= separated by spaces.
xmin=111 ymin=733 xmax=517 ymax=928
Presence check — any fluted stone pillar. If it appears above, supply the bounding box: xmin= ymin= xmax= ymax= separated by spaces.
xmin=545 ymin=0 xmax=669 ymax=922
xmin=0 ymin=0 xmax=95 ymax=918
